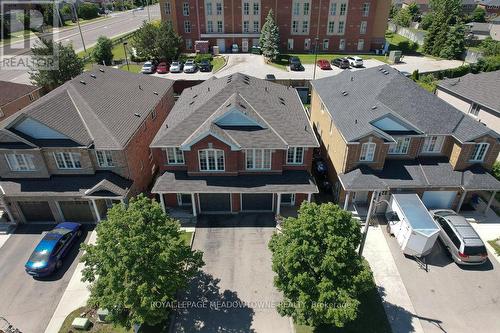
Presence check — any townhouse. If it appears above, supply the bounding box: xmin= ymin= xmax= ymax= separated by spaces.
xmin=310 ymin=65 xmax=500 ymax=218
xmin=159 ymin=0 xmax=390 ymax=53
xmin=150 ymin=73 xmax=319 ymax=215
xmin=0 ymin=68 xmax=174 ymax=224
xmin=0 ymin=81 xmax=42 ymax=120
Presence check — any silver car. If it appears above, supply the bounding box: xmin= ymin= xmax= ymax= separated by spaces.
xmin=430 ymin=209 xmax=488 ymax=265
xmin=170 ymin=61 xmax=184 ymax=73
xmin=183 ymin=60 xmax=197 ymax=73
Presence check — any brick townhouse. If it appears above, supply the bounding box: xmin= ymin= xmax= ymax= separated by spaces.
xmin=159 ymin=0 xmax=390 ymax=53
xmin=0 ymin=81 xmax=42 ymax=120
xmin=310 ymin=65 xmax=500 ymax=219
xmin=0 ymin=68 xmax=174 ymax=224
xmin=150 ymin=73 xmax=319 ymax=216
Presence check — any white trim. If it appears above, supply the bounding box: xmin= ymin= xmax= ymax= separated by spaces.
xmin=470 ymin=142 xmax=489 ymax=162
xmin=95 ymin=150 xmax=114 ymax=167
xmin=198 ymin=148 xmax=225 ymax=172
xmin=359 ymin=142 xmax=376 ymax=162
xmin=245 ymin=149 xmax=272 ymax=170
xmin=181 ymin=130 xmax=240 ymax=151
xmin=286 ymin=147 xmax=304 ymax=165
xmin=388 ymin=137 xmax=411 ymax=155
xmin=166 ymin=147 xmax=185 ymax=165
xmin=5 ymin=153 xmax=36 ymax=172
xmin=53 ymin=152 xmax=82 ymax=169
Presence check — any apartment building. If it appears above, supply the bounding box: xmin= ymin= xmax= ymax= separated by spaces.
xmin=0 ymin=68 xmax=174 ymax=224
xmin=159 ymin=0 xmax=390 ymax=52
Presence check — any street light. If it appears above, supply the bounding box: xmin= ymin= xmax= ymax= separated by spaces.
xmin=312 ymin=37 xmax=319 ymax=81
xmin=123 ymin=42 xmax=130 ymax=71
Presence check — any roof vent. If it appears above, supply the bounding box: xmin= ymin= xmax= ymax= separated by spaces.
xmin=278 ymin=97 xmax=286 ymax=105
xmin=99 ymin=68 xmax=105 ymax=73
xmin=239 ymin=103 xmax=247 ymax=109
xmin=90 ymin=74 xmax=97 ymax=79
xmin=371 ymin=105 xmax=377 ymax=110
xmin=193 ymin=94 xmax=198 ymax=99
xmin=265 ymin=87 xmax=269 ymax=92
xmin=350 ymin=76 xmax=354 ymax=81
xmin=355 ymin=119 xmax=358 ymax=124
xmin=342 ymin=91 xmax=348 ymax=96
xmin=134 ymin=113 xmax=141 ymax=117
xmin=153 ymin=91 xmax=159 ymax=95
xmin=189 ymin=101 xmax=195 ymax=105
xmin=304 ymin=125 xmax=307 ymax=131
xmin=139 ymin=85 xmax=143 ymax=90
xmin=79 ymin=80 xmax=86 ymax=85
xmin=379 ymin=67 xmax=383 ymax=71
xmin=208 ymin=87 xmax=211 ymax=92
xmin=226 ymin=103 xmax=231 ymax=107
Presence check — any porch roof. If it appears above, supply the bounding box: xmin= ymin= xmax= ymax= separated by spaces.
xmin=338 ymin=157 xmax=500 ymax=192
xmin=0 ymin=171 xmax=132 ymax=198
xmin=151 ymin=170 xmax=319 ymax=194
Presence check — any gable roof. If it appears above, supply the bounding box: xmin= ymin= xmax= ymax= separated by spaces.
xmin=311 ymin=65 xmax=498 ymax=143
xmin=437 ymin=70 xmax=500 ymax=113
xmin=151 ymin=73 xmax=318 ymax=149
xmin=0 ymin=68 xmax=174 ymax=149
xmin=0 ymin=81 xmax=39 ymax=106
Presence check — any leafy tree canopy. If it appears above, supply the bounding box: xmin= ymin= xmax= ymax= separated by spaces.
xmin=92 ymin=36 xmax=114 ymax=65
xmin=131 ymin=21 xmax=182 ymax=61
xmin=469 ymin=6 xmax=486 ymax=23
xmin=269 ymin=202 xmax=373 ymax=328
xmin=479 ymin=37 xmax=500 ymax=56
xmin=259 ymin=9 xmax=280 ymax=60
xmin=394 ymin=7 xmax=413 ymax=27
xmin=77 ymin=3 xmax=99 ymax=20
xmin=81 ymin=194 xmax=204 ymax=328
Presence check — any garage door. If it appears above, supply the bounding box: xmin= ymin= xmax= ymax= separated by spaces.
xmin=422 ymin=191 xmax=457 ymax=209
xmin=241 ymin=193 xmax=273 ymax=211
xmin=199 ymin=193 xmax=231 ymax=213
xmin=58 ymin=201 xmax=95 ymax=222
xmin=18 ymin=201 xmax=55 ymax=222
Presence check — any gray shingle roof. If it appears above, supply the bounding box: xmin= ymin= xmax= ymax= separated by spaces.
xmin=151 ymin=73 xmax=318 ymax=149
xmin=311 ymin=65 xmax=497 ymax=143
xmin=0 ymin=81 xmax=39 ymax=106
xmin=437 ymin=70 xmax=500 ymax=113
xmin=0 ymin=68 xmax=174 ymax=149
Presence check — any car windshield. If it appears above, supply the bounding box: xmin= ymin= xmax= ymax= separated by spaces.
xmin=172 ymin=62 xmax=179 ymax=65
xmin=464 ymin=245 xmax=487 ymax=256
xmin=29 ymin=249 xmax=51 ymax=262
xmin=143 ymin=64 xmax=152 ymax=68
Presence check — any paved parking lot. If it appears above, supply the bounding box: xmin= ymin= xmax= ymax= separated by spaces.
xmin=383 ymin=223 xmax=500 ymax=333
xmin=173 ymin=214 xmax=292 ymax=333
xmin=0 ymin=224 xmax=92 ymax=333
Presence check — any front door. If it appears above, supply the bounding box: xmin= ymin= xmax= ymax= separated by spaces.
xmin=242 ymin=39 xmax=249 ymax=52
xmin=217 ymin=39 xmax=226 ymax=53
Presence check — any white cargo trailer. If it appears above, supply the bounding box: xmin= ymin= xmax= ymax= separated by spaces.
xmin=386 ymin=194 xmax=440 ymax=257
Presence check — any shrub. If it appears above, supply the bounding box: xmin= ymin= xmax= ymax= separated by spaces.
xmin=77 ymin=3 xmax=99 ymax=20
xmin=194 ymin=53 xmax=213 ymax=63
xmin=92 ymin=36 xmax=113 ymax=65
xmin=411 ymin=69 xmax=420 ymax=81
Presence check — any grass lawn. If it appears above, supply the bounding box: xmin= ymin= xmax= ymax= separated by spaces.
xmin=118 ymin=63 xmax=143 ymax=73
xmin=180 ymin=231 xmax=193 ymax=246
xmin=488 ymin=238 xmax=500 ymax=256
xmin=0 ymin=30 xmax=37 ymax=46
xmin=211 ymin=56 xmax=226 ymax=72
xmin=294 ymin=286 xmax=392 ymax=333
xmin=385 ymin=31 xmax=423 ymax=54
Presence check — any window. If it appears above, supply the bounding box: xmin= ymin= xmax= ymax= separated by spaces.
xmin=304 ymin=38 xmax=310 ymax=49
xmin=166 ymin=147 xmax=185 ymax=164
xmin=186 ymin=39 xmax=193 ymax=49
xmin=339 ymin=38 xmax=345 ymax=50
xmin=54 ymin=152 xmax=81 ymax=169
xmin=206 ymin=2 xmax=212 ymax=15
xmin=199 ymin=149 xmax=224 ymax=171
xmin=340 ymin=3 xmax=346 ymax=15
xmin=217 ymin=20 xmax=223 ymax=32
xmin=246 ymin=149 xmax=272 ymax=170
xmin=359 ymin=142 xmax=376 ymax=161
xmin=5 ymin=153 xmax=35 ymax=171
xmin=216 ymin=2 xmax=222 ymax=15
xmin=293 ymin=2 xmax=300 ymax=15
xmin=330 ymin=2 xmax=336 ymax=15
xmin=327 ymin=21 xmax=335 ymax=34
xmin=164 ymin=1 xmax=171 ymax=14
xmin=287 ymin=147 xmax=304 ymax=164
xmin=303 ymin=2 xmax=310 ymax=15
xmin=207 ymin=20 xmax=214 ymax=32
xmin=183 ymin=2 xmax=189 ymax=15
xmin=323 ymin=39 xmax=329 ymax=50
xmin=357 ymin=39 xmax=364 ymax=51
xmin=292 ymin=20 xmax=299 ymax=33
xmin=388 ymin=137 xmax=411 ymax=155
xmin=302 ymin=20 xmax=309 ymax=33
xmin=422 ymin=136 xmax=445 ymax=153
xmin=243 ymin=20 xmax=249 ymax=32
xmin=360 ymin=21 xmax=367 ymax=34
xmin=95 ymin=150 xmax=114 ymax=167
xmin=469 ymin=103 xmax=480 ymax=117
xmin=184 ymin=21 xmax=191 ymax=33
xmin=243 ymin=2 xmax=249 ymax=15
xmin=253 ymin=21 xmax=259 ymax=32
xmin=253 ymin=2 xmax=259 ymax=15
xmin=362 ymin=3 xmax=370 ymax=16
xmin=338 ymin=21 xmax=344 ymax=34
xmin=470 ymin=143 xmax=489 ymax=162
xmin=287 ymin=38 xmax=294 ymax=50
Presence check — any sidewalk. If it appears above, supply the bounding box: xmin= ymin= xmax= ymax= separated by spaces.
xmin=44 ymin=230 xmax=97 ymax=333
xmin=363 ymin=218 xmax=424 ymax=333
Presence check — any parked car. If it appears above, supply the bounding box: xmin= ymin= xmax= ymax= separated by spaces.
xmin=156 ymin=62 xmax=170 ymax=74
xmin=316 ymin=59 xmax=332 ymax=70
xmin=289 ymin=57 xmax=304 ymax=71
xmin=251 ymin=46 xmax=262 ymax=54
xmin=265 ymin=74 xmax=276 ymax=81
xmin=25 ymin=222 xmax=82 ymax=277
xmin=430 ymin=209 xmax=488 ymax=265
xmin=346 ymin=56 xmax=363 ymax=68
xmin=232 ymin=44 xmax=239 ymax=53
xmin=331 ymin=58 xmax=350 ymax=69
xmin=198 ymin=59 xmax=212 ymax=72
xmin=141 ymin=61 xmax=156 ymax=74
xmin=183 ymin=60 xmax=198 ymax=73
xmin=169 ymin=61 xmax=184 ymax=73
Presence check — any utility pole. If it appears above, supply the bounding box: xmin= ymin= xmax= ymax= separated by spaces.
xmin=312 ymin=37 xmax=319 ymax=81
xmin=146 ymin=0 xmax=151 ymax=22
xmin=71 ymin=3 xmax=87 ymax=53
xmin=123 ymin=42 xmax=130 ymax=71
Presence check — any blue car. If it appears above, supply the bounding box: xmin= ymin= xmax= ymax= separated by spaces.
xmin=25 ymin=222 xmax=82 ymax=277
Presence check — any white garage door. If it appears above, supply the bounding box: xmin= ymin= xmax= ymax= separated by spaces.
xmin=422 ymin=191 xmax=457 ymax=209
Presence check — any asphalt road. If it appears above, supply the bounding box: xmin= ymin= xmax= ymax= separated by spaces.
xmin=0 ymin=5 xmax=159 ymax=83
xmin=0 ymin=224 xmax=93 ymax=333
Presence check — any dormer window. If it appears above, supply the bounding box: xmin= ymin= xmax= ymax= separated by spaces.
xmin=54 ymin=152 xmax=82 ymax=169
xmin=96 ymin=150 xmax=114 ymax=167
xmin=388 ymin=137 xmax=411 ymax=155
xmin=422 ymin=136 xmax=444 ymax=153
xmin=5 ymin=153 xmax=36 ymax=171
xmin=470 ymin=143 xmax=489 ymax=162
xmin=359 ymin=142 xmax=376 ymax=161
xmin=199 ymin=149 xmax=224 ymax=171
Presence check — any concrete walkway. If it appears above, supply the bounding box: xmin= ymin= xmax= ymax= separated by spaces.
xmin=363 ymin=218 xmax=424 ymax=333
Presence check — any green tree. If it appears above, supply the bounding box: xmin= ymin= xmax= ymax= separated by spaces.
xmin=28 ymin=39 xmax=84 ymax=90
xmin=269 ymin=202 xmax=373 ymax=328
xmin=492 ymin=161 xmax=500 ymax=181
xmin=77 ymin=2 xmax=99 ymax=20
xmin=479 ymin=37 xmax=500 ymax=56
xmin=420 ymin=13 xmax=434 ymax=30
xmin=439 ymin=21 xmax=466 ymax=59
xmin=406 ymin=2 xmax=421 ymax=21
xmin=259 ymin=9 xmax=280 ymax=60
xmin=469 ymin=6 xmax=486 ymax=23
xmin=60 ymin=4 xmax=73 ymax=18
xmin=81 ymin=195 xmax=204 ymax=328
xmin=92 ymin=36 xmax=114 ymax=65
xmin=131 ymin=21 xmax=182 ymax=61
xmin=394 ymin=7 xmax=413 ymax=27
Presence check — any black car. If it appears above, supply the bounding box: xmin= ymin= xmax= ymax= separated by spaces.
xmin=331 ymin=58 xmax=350 ymax=69
xmin=198 ymin=60 xmax=212 ymax=72
xmin=289 ymin=57 xmax=305 ymax=71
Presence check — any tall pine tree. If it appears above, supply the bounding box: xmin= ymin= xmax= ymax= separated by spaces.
xmin=259 ymin=10 xmax=280 ymax=61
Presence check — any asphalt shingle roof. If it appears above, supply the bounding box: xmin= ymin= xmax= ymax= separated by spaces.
xmin=0 ymin=68 xmax=174 ymax=149
xmin=437 ymin=70 xmax=500 ymax=113
xmin=151 ymin=73 xmax=318 ymax=149
xmin=0 ymin=81 xmax=39 ymax=106
xmin=311 ymin=65 xmax=497 ymax=143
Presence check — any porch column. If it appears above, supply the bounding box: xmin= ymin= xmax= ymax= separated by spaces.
xmin=191 ymin=193 xmax=197 ymax=217
xmin=276 ymin=193 xmax=281 ymax=216
xmin=91 ymin=199 xmax=101 ymax=222
xmin=456 ymin=190 xmax=467 ymax=213
xmin=307 ymin=193 xmax=312 ymax=202
xmin=485 ymin=191 xmax=497 ymax=214
xmin=0 ymin=197 xmax=15 ymax=223
xmin=359 ymin=190 xmax=378 ymax=256
xmin=343 ymin=192 xmax=350 ymax=210
xmin=159 ymin=194 xmax=166 ymax=212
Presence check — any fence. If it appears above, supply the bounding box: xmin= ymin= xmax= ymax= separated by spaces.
xmin=388 ymin=22 xmax=426 ymax=45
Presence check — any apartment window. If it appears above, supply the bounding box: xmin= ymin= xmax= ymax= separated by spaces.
xmin=362 ymin=3 xmax=370 ymax=16
xmin=246 ymin=149 xmax=272 ymax=170
xmin=323 ymin=39 xmax=329 ymax=50
xmin=303 ymin=2 xmax=310 ymax=15
xmin=207 ymin=20 xmax=214 ymax=32
xmin=327 ymin=21 xmax=335 ymax=34
xmin=339 ymin=38 xmax=345 ymax=50
xmin=292 ymin=20 xmax=299 ymax=33
xmin=243 ymin=2 xmax=249 ymax=15
xmin=338 ymin=21 xmax=344 ymax=34
xmin=216 ymin=2 xmax=222 ymax=15
xmin=253 ymin=21 xmax=259 ymax=32
xmin=304 ymin=38 xmax=311 ymax=50
xmin=388 ymin=137 xmax=411 ymax=155
xmin=54 ymin=152 xmax=81 ymax=169
xmin=357 ymin=39 xmax=364 ymax=51
xmin=287 ymin=38 xmax=294 ymax=50
xmin=164 ymin=2 xmax=171 ymax=14
xmin=183 ymin=2 xmax=189 ymax=15
xmin=422 ymin=136 xmax=445 ymax=153
xmin=340 ymin=3 xmax=347 ymax=15
xmin=217 ymin=20 xmax=223 ymax=32
xmin=199 ymin=149 xmax=224 ymax=171
xmin=330 ymin=2 xmax=336 ymax=15
xmin=293 ymin=2 xmax=300 ymax=15
xmin=243 ymin=20 xmax=249 ymax=32
xmin=302 ymin=20 xmax=309 ymax=33
xmin=95 ymin=150 xmax=114 ymax=167
xmin=5 ymin=153 xmax=35 ymax=171
xmin=184 ymin=21 xmax=191 ymax=33
xmin=360 ymin=142 xmax=376 ymax=161
xmin=287 ymin=147 xmax=304 ymax=164
xmin=166 ymin=147 xmax=185 ymax=164
xmin=206 ymin=2 xmax=212 ymax=15
xmin=186 ymin=39 xmax=193 ymax=49
xmin=360 ymin=21 xmax=367 ymax=34
xmin=253 ymin=2 xmax=259 ymax=15
xmin=470 ymin=143 xmax=489 ymax=162
xmin=469 ymin=103 xmax=480 ymax=117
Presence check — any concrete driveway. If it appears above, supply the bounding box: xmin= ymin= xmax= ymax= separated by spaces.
xmin=173 ymin=214 xmax=292 ymax=333
xmin=0 ymin=224 xmax=92 ymax=333
xmin=383 ymin=224 xmax=500 ymax=333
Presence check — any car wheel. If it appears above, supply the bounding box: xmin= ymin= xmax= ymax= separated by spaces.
xmin=56 ymin=260 xmax=62 ymax=270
